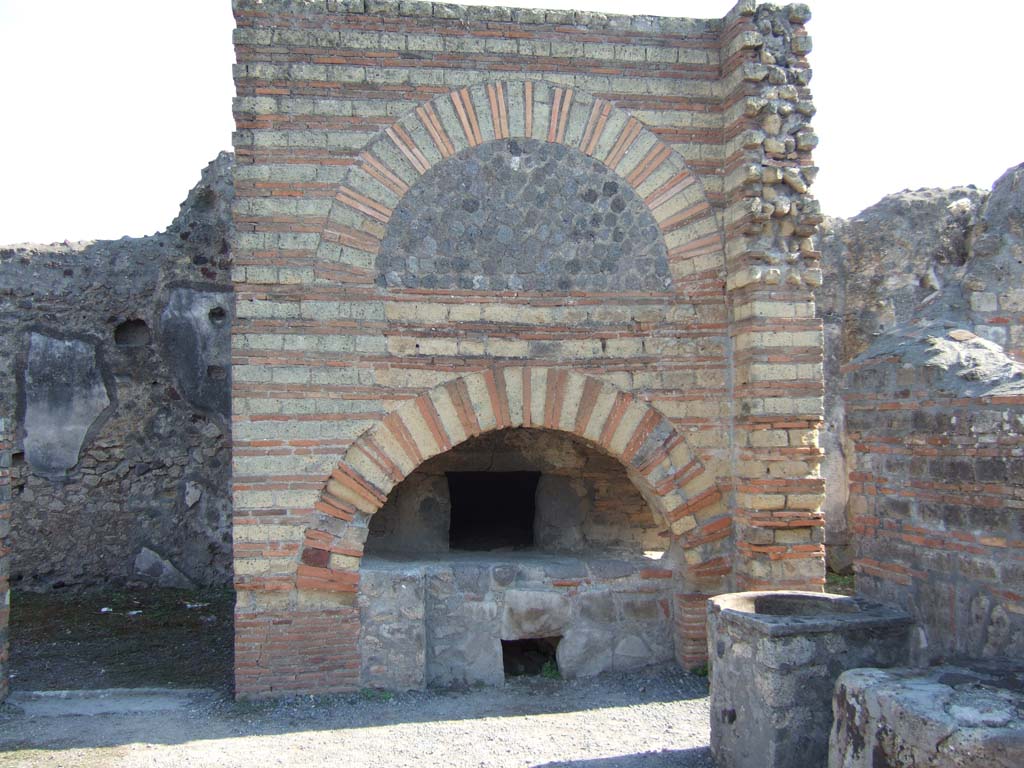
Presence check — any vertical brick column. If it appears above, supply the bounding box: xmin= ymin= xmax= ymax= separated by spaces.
xmin=720 ymin=2 xmax=825 ymax=591
xmin=0 ymin=416 xmax=11 ymax=703
xmin=675 ymin=592 xmax=711 ymax=668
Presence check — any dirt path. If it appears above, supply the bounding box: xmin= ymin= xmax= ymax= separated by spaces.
xmin=0 ymin=664 xmax=711 ymax=768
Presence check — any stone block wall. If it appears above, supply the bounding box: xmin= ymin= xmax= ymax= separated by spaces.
xmin=360 ymin=554 xmax=676 ymax=689
xmin=0 ymin=416 xmax=10 ymax=703
xmin=0 ymin=154 xmax=236 ymax=591
xmin=845 ymin=330 xmax=1024 ymax=662
xmin=231 ymin=0 xmax=825 ymax=697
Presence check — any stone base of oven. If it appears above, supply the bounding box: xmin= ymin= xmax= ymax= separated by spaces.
xmin=358 ymin=551 xmax=676 ymax=690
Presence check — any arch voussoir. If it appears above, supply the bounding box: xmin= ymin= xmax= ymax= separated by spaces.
xmin=300 ymin=366 xmax=721 ymax=594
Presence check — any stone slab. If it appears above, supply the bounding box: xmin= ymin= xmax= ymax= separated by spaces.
xmin=8 ymin=688 xmax=215 ymax=717
xmin=830 ymin=662 xmax=1024 ymax=768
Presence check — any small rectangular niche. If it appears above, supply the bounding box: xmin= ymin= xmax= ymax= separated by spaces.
xmin=501 ymin=637 xmax=561 ymax=678
xmin=447 ymin=471 xmax=540 ymax=551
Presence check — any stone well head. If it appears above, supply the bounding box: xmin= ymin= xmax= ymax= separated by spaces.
xmin=707 ymin=591 xmax=913 ymax=768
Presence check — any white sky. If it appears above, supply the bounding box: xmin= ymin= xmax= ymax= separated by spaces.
xmin=1 ymin=0 xmax=1020 ymax=244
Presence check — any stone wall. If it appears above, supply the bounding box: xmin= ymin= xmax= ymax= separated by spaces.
xmin=0 ymin=153 xmax=236 ymax=591
xmin=845 ymin=330 xmax=1024 ymax=662
xmin=360 ymin=552 xmax=676 ymax=689
xmin=0 ymin=416 xmax=10 ymax=703
xmin=231 ymin=0 xmax=826 ymax=698
xmin=819 ymin=163 xmax=1024 ymax=571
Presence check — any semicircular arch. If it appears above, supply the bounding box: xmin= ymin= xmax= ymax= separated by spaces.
xmin=297 ymin=367 xmax=727 ymax=594
xmin=315 ymin=80 xmax=725 ymax=290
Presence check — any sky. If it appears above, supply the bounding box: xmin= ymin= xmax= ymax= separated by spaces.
xmin=1 ymin=0 xmax=1020 ymax=244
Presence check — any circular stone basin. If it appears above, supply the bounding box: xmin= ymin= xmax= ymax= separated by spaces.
xmin=730 ymin=591 xmax=860 ymax=616
xmin=709 ymin=590 xmax=911 ymax=637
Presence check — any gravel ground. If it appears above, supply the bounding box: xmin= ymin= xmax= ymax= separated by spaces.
xmin=0 ymin=664 xmax=711 ymax=768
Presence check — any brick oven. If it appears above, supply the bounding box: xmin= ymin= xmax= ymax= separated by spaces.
xmin=231 ymin=0 xmax=826 ymax=697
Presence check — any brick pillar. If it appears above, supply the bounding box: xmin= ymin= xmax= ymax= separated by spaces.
xmin=0 ymin=416 xmax=11 ymax=703
xmin=675 ymin=592 xmax=711 ymax=668
xmin=720 ymin=2 xmax=826 ymax=591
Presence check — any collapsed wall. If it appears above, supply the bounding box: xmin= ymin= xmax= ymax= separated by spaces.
xmin=0 ymin=153 xmax=236 ymax=591
xmin=821 ymin=162 xmax=1024 ymax=660
xmin=820 ymin=163 xmax=1024 ymax=571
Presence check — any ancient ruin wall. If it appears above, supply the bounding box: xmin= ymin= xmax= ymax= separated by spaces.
xmin=0 ymin=154 xmax=236 ymax=591
xmin=231 ymin=0 xmax=825 ymax=697
xmin=0 ymin=416 xmax=10 ymax=702
xmin=820 ymin=163 xmax=1024 ymax=571
xmin=845 ymin=331 xmax=1024 ymax=662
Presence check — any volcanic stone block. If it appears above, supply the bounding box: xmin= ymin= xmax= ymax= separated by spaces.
xmin=359 ymin=567 xmax=426 ymax=690
xmin=22 ymin=332 xmax=111 ymax=476
xmin=377 ymin=138 xmax=671 ymax=292
xmin=708 ymin=591 xmax=912 ymax=768
xmin=830 ymin=662 xmax=1024 ymax=768
xmin=502 ymin=589 xmax=571 ymax=639
xmin=557 ymin=626 xmax=614 ymax=679
xmin=133 ymin=547 xmax=195 ymax=589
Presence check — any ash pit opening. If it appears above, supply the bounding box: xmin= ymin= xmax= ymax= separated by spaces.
xmin=447 ymin=471 xmax=540 ymax=551
xmin=502 ymin=637 xmax=560 ymax=678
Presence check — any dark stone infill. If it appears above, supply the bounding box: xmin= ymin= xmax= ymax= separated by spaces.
xmin=378 ymin=138 xmax=670 ymax=292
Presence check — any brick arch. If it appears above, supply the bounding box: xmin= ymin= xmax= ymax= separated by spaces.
xmin=315 ymin=80 xmax=724 ymax=288
xmin=297 ymin=367 xmax=729 ymax=597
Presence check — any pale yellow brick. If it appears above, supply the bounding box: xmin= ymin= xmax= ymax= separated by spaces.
xmin=788 ymin=494 xmax=824 ymax=510
xmin=448 ymin=303 xmax=483 ymax=322
xmin=671 ymin=514 xmax=698 ymax=536
xmin=582 ymin=388 xmax=617 ymax=443
xmin=681 ymin=467 xmax=716 ymax=497
xmin=481 ymin=305 xmax=519 ymax=323
xmin=608 ymin=400 xmax=646 ymax=457
xmin=738 ymin=492 xmax=785 ymax=510
xmin=328 ymin=553 xmax=361 ymax=570
xmin=326 ymin=477 xmax=377 ymax=515
xmin=369 ymin=423 xmax=417 ymax=476
xmin=652 ymin=399 xmax=729 ymax=420
xmin=558 ymin=373 xmax=587 ymax=433
xmin=401 ymin=403 xmax=443 ymax=459
xmin=385 ymin=301 xmax=447 ymax=324
xmin=502 ymin=367 xmax=525 ymax=427
xmin=775 ymin=528 xmax=812 ymax=544
xmin=529 ymin=367 xmax=548 ymax=427
xmin=749 ymin=429 xmax=788 ymax=448
xmin=457 ymin=339 xmax=486 ymax=356
xmin=346 ymin=446 xmax=396 ymax=497
xmin=463 ymin=373 xmax=496 ymax=432
xmin=233 ymin=524 xmax=305 ymax=543
xmin=387 ymin=336 xmax=419 ymax=356
xmin=430 ymin=388 xmax=467 ymax=446
xmin=485 ymin=338 xmax=529 ymax=358
xmin=605 ymin=338 xmax=645 ymax=357
xmin=416 ymin=338 xmax=459 ymax=356
xmin=234 ymin=558 xmax=274 ymax=576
